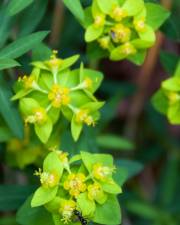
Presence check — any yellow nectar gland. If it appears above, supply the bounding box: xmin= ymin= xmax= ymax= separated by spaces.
xmin=59 ymin=200 xmax=76 ymax=224
xmin=76 ymin=109 xmax=95 ymax=126
xmin=92 ymin=163 xmax=116 ymax=182
xmin=168 ymin=92 xmax=179 ymax=104
xmin=94 ymin=15 xmax=105 ymax=28
xmin=83 ymin=77 xmax=93 ymax=89
xmin=134 ymin=18 xmax=146 ymax=32
xmin=25 ymin=107 xmax=47 ymax=125
xmin=98 ymin=36 xmax=110 ymax=49
xmin=121 ymin=42 xmax=137 ymax=56
xmin=87 ymin=182 xmax=104 ymax=201
xmin=34 ymin=168 xmax=59 ymax=188
xmin=48 ymin=84 xmax=70 ymax=108
xmin=63 ymin=173 xmax=86 ymax=197
xmin=47 ymin=50 xmax=63 ymax=69
xmin=111 ymin=24 xmax=131 ymax=43
xmin=18 ymin=75 xmax=35 ymax=89
xmin=34 ymin=107 xmax=48 ymax=124
xmin=111 ymin=6 xmax=127 ymax=21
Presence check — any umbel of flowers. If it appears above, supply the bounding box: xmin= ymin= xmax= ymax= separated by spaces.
xmin=152 ymin=62 xmax=180 ymax=124
xmin=64 ymin=0 xmax=170 ymax=65
xmin=31 ymin=151 xmax=122 ymax=225
xmin=12 ymin=51 xmax=104 ymax=143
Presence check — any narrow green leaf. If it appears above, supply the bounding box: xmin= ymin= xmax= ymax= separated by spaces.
xmin=19 ymin=0 xmax=48 ymax=36
xmin=97 ymin=134 xmax=134 ymax=151
xmin=0 ymin=185 xmax=35 ymax=212
xmin=7 ymin=0 xmax=34 ymax=16
xmin=63 ymin=0 xmax=85 ymax=27
xmin=0 ymin=58 xmax=20 ymax=70
xmin=116 ymin=159 xmax=144 ymax=179
xmin=0 ymin=31 xmax=49 ymax=59
xmin=0 ymin=76 xmax=23 ymax=138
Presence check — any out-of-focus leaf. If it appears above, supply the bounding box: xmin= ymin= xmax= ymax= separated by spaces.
xmin=116 ymin=159 xmax=144 ymax=179
xmin=7 ymin=0 xmax=34 ymax=16
xmin=32 ymin=43 xmax=52 ymax=61
xmin=145 ymin=3 xmax=170 ymax=30
xmin=97 ymin=134 xmax=134 ymax=151
xmin=0 ymin=31 xmax=49 ymax=59
xmin=0 ymin=185 xmax=36 ymax=212
xmin=19 ymin=0 xmax=48 ymax=36
xmin=0 ymin=8 xmax=12 ymax=48
xmin=126 ymin=201 xmax=160 ymax=219
xmin=0 ymin=126 xmax=13 ymax=142
xmin=0 ymin=58 xmax=20 ymax=70
xmin=158 ymin=153 xmax=179 ymax=207
xmin=0 ymin=216 xmax=18 ymax=225
xmin=63 ymin=0 xmax=85 ymax=27
xmin=16 ymin=196 xmax=53 ymax=225
xmin=160 ymin=51 xmax=179 ymax=75
xmin=0 ymin=75 xmax=23 ymax=139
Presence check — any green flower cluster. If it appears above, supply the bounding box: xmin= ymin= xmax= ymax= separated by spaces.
xmin=31 ymin=151 xmax=122 ymax=225
xmin=76 ymin=0 xmax=169 ymax=65
xmin=152 ymin=62 xmax=180 ymax=124
xmin=12 ymin=51 xmax=104 ymax=143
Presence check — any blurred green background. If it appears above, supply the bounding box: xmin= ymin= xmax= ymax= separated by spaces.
xmin=0 ymin=0 xmax=179 ymax=225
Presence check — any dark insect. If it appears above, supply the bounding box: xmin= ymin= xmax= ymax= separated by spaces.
xmin=74 ymin=210 xmax=88 ymax=225
xmin=110 ymin=31 xmax=116 ymax=40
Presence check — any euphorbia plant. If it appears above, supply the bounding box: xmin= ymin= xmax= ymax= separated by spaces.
xmin=63 ymin=0 xmax=170 ymax=65
xmin=31 ymin=151 xmax=122 ymax=225
xmin=12 ymin=51 xmax=104 ymax=143
xmin=152 ymin=62 xmax=180 ymax=124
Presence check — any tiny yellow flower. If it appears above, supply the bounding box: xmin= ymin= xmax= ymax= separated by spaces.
xmin=111 ymin=5 xmax=127 ymax=21
xmin=133 ymin=18 xmax=146 ymax=32
xmin=121 ymin=42 xmax=137 ymax=56
xmin=98 ymin=36 xmax=110 ymax=49
xmin=63 ymin=173 xmax=87 ymax=197
xmin=75 ymin=109 xmax=95 ymax=126
xmin=46 ymin=50 xmax=63 ymax=69
xmin=34 ymin=168 xmax=59 ymax=188
xmin=111 ymin=24 xmax=131 ymax=43
xmin=18 ymin=75 xmax=35 ymax=89
xmin=92 ymin=163 xmax=116 ymax=182
xmin=48 ymin=84 xmax=70 ymax=108
xmin=87 ymin=182 xmax=105 ymax=202
xmin=94 ymin=15 xmax=105 ymax=28
xmin=168 ymin=92 xmax=179 ymax=104
xmin=25 ymin=107 xmax=47 ymax=125
xmin=83 ymin=77 xmax=93 ymax=89
xmin=59 ymin=199 xmax=76 ymax=224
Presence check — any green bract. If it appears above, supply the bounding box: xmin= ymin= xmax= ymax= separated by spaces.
xmin=63 ymin=0 xmax=170 ymax=65
xmin=31 ymin=151 xmax=122 ymax=225
xmin=12 ymin=51 xmax=104 ymax=143
xmin=152 ymin=61 xmax=180 ymax=124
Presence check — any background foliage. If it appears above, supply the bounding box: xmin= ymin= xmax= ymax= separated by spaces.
xmin=0 ymin=0 xmax=179 ymax=225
